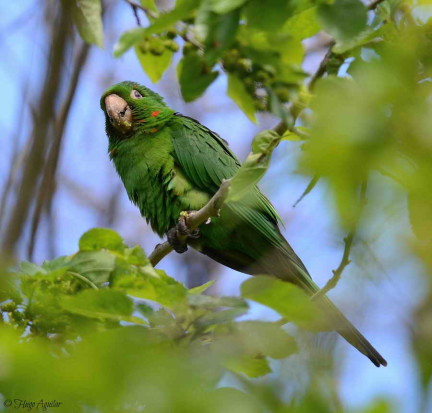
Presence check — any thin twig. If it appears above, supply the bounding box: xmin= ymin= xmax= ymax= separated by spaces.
xmin=28 ymin=42 xmax=90 ymax=260
xmin=312 ymin=181 xmax=368 ymax=299
xmin=368 ymin=0 xmax=386 ymax=10
xmin=1 ymin=8 xmax=70 ymax=258
xmin=292 ymin=175 xmax=319 ymax=208
xmin=309 ymin=40 xmax=336 ymax=92
xmin=124 ymin=0 xmax=157 ymax=20
xmin=313 ymin=232 xmax=355 ymax=300
xmin=149 ymin=179 xmax=231 ymax=266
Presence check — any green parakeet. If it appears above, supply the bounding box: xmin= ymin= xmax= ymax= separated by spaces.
xmin=100 ymin=81 xmax=387 ymax=367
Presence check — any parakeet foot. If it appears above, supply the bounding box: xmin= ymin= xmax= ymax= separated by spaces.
xmin=167 ymin=214 xmax=200 ymax=254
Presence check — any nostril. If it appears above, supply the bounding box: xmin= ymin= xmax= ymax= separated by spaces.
xmin=119 ymin=106 xmax=127 ymax=118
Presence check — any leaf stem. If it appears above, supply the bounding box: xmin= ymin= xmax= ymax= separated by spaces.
xmin=312 ymin=180 xmax=368 ymax=299
xmin=68 ymin=271 xmax=98 ymax=290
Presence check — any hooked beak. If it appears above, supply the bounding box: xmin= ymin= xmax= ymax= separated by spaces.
xmin=104 ymin=94 xmax=133 ymax=133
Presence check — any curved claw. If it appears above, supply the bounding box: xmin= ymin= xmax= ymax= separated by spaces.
xmin=166 ymin=214 xmax=201 ymax=254
xmin=167 ymin=227 xmax=188 ymax=254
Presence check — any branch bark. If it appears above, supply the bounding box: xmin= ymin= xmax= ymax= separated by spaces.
xmin=149 ymin=179 xmax=231 ymax=266
xmin=1 ymin=6 xmax=70 ymax=258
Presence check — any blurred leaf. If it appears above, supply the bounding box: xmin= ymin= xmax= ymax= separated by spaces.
xmin=210 ymin=388 xmax=261 ymax=413
xmin=281 ymin=130 xmax=303 ymax=141
xmin=135 ymin=44 xmax=173 ymax=83
xmin=145 ymin=0 xmax=200 ymax=34
xmin=69 ymin=250 xmax=116 ymax=284
xmin=283 ymin=7 xmax=320 ymax=40
xmin=196 ymin=3 xmax=240 ymax=63
xmin=114 ymin=28 xmax=147 ymax=57
xmin=20 ymin=261 xmax=47 ymax=276
xmin=236 ymin=321 xmax=298 ymax=359
xmin=408 ymin=192 xmax=432 ymax=241
xmin=41 ymin=256 xmax=70 ymax=271
xmin=300 ymin=76 xmax=389 ymax=228
xmin=196 ymin=307 xmax=248 ymax=327
xmin=318 ymin=0 xmax=367 ymax=42
xmin=188 ymin=280 xmax=215 ymax=294
xmin=61 ymin=289 xmax=144 ymax=324
xmin=141 ymin=0 xmax=157 ymax=12
xmin=71 ymin=0 xmax=104 ymax=47
xmin=251 ymin=129 xmax=280 ymax=154
xmin=241 ymin=276 xmax=326 ymax=330
xmin=225 ymin=354 xmax=271 ymax=377
xmin=188 ymin=294 xmax=248 ymax=309
xmin=117 ymin=271 xmax=188 ymax=308
xmin=227 ymin=73 xmax=256 ymax=122
xmin=209 ymin=0 xmax=248 ymax=14
xmin=79 ymin=228 xmax=125 ymax=252
xmin=227 ymin=130 xmax=280 ymax=202
xmin=244 ymin=0 xmax=293 ymax=31
xmin=293 ymin=175 xmax=320 ymax=207
xmin=177 ymin=53 xmax=219 ymax=101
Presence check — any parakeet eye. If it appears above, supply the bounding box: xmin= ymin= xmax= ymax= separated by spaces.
xmin=131 ymin=90 xmax=143 ymax=99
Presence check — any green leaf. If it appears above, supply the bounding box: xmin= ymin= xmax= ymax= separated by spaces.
xmin=251 ymin=129 xmax=281 ymax=154
xmin=69 ymin=250 xmax=116 ymax=285
xmin=61 ymin=289 xmax=144 ymax=324
xmin=225 ymin=354 xmax=271 ymax=378
xmin=141 ymin=0 xmax=157 ymax=12
xmin=282 ymin=7 xmax=320 ymax=40
xmin=227 ymin=73 xmax=256 ymax=122
xmin=71 ymin=0 xmax=104 ymax=48
xmin=20 ymin=261 xmax=47 ymax=276
xmin=318 ymin=0 xmax=367 ymax=42
xmin=227 ymin=130 xmax=280 ymax=202
xmin=188 ymin=280 xmax=215 ymax=294
xmin=116 ymin=271 xmax=188 ymax=308
xmin=145 ymin=0 xmax=200 ymax=35
xmin=41 ymin=256 xmax=70 ymax=272
xmin=177 ymin=54 xmax=219 ymax=102
xmin=135 ymin=44 xmax=173 ymax=83
xmin=281 ymin=130 xmax=303 ymax=141
xmin=241 ymin=276 xmax=327 ymax=330
xmin=209 ymin=0 xmax=248 ymax=14
xmin=196 ymin=3 xmax=239 ymax=63
xmin=244 ymin=0 xmax=293 ymax=31
xmin=114 ymin=28 xmax=147 ymax=57
xmin=292 ymin=175 xmax=320 ymax=207
xmin=210 ymin=388 xmax=261 ymax=413
xmin=408 ymin=191 xmax=432 ymax=241
xmin=188 ymin=294 xmax=248 ymax=310
xmin=236 ymin=321 xmax=298 ymax=359
xmin=195 ymin=308 xmax=248 ymax=327
xmin=79 ymin=228 xmax=125 ymax=252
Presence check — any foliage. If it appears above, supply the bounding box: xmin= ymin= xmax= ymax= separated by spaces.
xmin=2 ymin=0 xmax=432 ymax=411
xmin=0 ymin=228 xmax=342 ymax=412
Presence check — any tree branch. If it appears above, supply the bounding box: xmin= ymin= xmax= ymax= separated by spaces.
xmin=149 ymin=179 xmax=231 ymax=267
xmin=124 ymin=0 xmax=157 ymax=20
xmin=308 ymin=40 xmax=336 ymax=92
xmin=368 ymin=0 xmax=386 ymax=10
xmin=312 ymin=181 xmax=368 ymax=299
xmin=312 ymin=232 xmax=355 ymax=300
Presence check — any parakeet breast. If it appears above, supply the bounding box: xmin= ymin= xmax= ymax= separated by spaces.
xmin=109 ymin=127 xmax=209 ymax=236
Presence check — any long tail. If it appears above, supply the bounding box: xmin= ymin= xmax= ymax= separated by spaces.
xmin=316 ymin=294 xmax=387 ymax=367
xmin=269 ymin=250 xmax=387 ymax=367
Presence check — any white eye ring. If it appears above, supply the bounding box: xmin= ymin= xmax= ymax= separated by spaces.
xmin=131 ymin=89 xmax=143 ymax=99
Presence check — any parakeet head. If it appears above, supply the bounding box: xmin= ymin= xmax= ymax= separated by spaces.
xmin=100 ymin=81 xmax=174 ymax=140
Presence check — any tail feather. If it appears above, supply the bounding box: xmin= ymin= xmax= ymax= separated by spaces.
xmin=270 ymin=254 xmax=387 ymax=367
xmin=319 ymin=295 xmax=387 ymax=367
